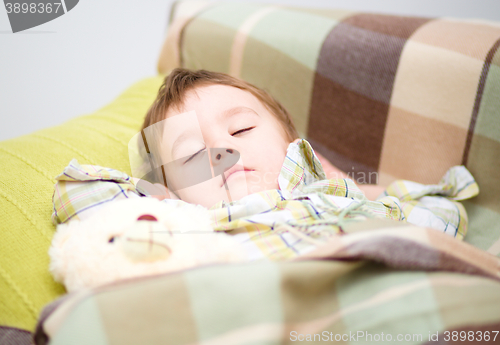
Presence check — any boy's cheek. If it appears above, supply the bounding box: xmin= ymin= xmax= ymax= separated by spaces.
xmin=153 ymin=183 xmax=179 ymax=200
xmin=247 ymin=172 xmax=261 ymax=184
xmin=263 ymin=171 xmax=280 ymax=185
xmin=135 ymin=179 xmax=172 ymax=199
xmin=246 ymin=173 xmax=261 ymax=194
xmin=246 ymin=171 xmax=280 ymax=194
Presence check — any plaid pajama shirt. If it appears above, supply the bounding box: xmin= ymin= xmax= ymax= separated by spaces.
xmin=52 ymin=139 xmax=478 ymax=260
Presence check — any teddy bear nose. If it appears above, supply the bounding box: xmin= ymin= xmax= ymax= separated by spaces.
xmin=137 ymin=214 xmax=157 ymax=221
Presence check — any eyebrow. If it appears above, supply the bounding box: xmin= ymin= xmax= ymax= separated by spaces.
xmin=170 ymin=106 xmax=259 ymax=158
xmin=221 ymin=106 xmax=259 ymax=119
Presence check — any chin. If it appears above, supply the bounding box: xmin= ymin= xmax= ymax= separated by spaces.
xmin=224 ymin=182 xmax=250 ymax=202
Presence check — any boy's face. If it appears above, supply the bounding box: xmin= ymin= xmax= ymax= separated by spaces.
xmin=160 ymin=84 xmax=291 ymax=208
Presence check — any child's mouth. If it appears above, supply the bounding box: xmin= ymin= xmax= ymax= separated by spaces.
xmin=221 ymin=166 xmax=253 ymax=187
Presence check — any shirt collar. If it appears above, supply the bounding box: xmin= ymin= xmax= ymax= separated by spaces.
xmin=278 ymin=139 xmax=326 ymax=193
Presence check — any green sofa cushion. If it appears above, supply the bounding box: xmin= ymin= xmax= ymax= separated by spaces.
xmin=0 ymin=75 xmax=164 ymax=331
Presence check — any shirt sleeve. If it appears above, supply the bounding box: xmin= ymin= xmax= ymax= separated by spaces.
xmin=280 ymin=139 xmax=479 ymax=239
xmin=379 ymin=165 xmax=479 ymax=239
xmin=52 ymin=159 xmax=147 ymax=224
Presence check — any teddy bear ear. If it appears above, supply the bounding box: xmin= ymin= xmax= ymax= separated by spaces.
xmin=51 ymin=221 xmax=77 ymax=248
xmin=48 ymin=220 xmax=79 ymax=283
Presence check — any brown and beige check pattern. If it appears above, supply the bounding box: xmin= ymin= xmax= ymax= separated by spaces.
xmin=158 ymin=1 xmax=500 ymax=256
xmin=34 ymin=220 xmax=500 ymax=345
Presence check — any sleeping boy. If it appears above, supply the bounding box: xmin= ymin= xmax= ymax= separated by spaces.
xmin=53 ymin=68 xmax=478 ymax=260
xmin=135 ymin=68 xmax=385 ymax=205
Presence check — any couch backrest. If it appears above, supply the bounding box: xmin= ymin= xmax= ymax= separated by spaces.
xmin=158 ymin=0 xmax=500 ymax=255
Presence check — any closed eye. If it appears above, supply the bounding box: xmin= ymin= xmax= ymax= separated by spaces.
xmin=232 ymin=127 xmax=255 ymax=136
xmin=184 ymin=147 xmax=206 ymax=164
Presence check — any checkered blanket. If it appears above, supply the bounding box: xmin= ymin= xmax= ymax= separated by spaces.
xmin=34 ymin=220 xmax=500 ymax=345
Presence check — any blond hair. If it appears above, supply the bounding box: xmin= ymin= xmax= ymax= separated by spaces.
xmin=141 ymin=68 xmax=298 ymax=141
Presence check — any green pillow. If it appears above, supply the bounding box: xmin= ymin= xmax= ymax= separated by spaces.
xmin=0 ymin=75 xmax=164 ymax=331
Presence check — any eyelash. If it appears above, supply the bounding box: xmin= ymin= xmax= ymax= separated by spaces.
xmin=183 ymin=127 xmax=255 ymax=164
xmin=184 ymin=147 xmax=205 ymax=164
xmin=232 ymin=126 xmax=255 ymax=136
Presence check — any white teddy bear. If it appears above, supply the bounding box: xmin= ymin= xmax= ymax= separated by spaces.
xmin=49 ymin=197 xmax=246 ymax=292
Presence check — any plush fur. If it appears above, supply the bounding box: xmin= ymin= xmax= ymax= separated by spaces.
xmin=49 ymin=197 xmax=245 ymax=292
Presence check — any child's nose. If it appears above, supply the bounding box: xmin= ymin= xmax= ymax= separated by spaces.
xmin=209 ymin=148 xmax=239 ymax=176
